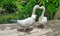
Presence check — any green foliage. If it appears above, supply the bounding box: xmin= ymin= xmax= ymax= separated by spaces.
xmin=38 ymin=0 xmax=60 ymax=19
xmin=0 ymin=0 xmax=60 ymax=23
xmin=0 ymin=13 xmax=20 ymax=24
xmin=3 ymin=3 xmax=18 ymax=13
xmin=0 ymin=0 xmax=5 ymax=7
xmin=2 ymin=0 xmax=18 ymax=13
xmin=17 ymin=0 xmax=37 ymax=19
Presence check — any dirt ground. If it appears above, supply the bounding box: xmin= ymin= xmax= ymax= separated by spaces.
xmin=0 ymin=20 xmax=60 ymax=36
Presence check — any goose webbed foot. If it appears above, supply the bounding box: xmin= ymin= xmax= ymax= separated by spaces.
xmin=37 ymin=24 xmax=45 ymax=28
xmin=17 ymin=29 xmax=24 ymax=32
xmin=17 ymin=28 xmax=33 ymax=33
xmin=24 ymin=28 xmax=33 ymax=32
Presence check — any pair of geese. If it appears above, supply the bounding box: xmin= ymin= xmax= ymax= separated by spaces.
xmin=15 ymin=5 xmax=47 ymax=32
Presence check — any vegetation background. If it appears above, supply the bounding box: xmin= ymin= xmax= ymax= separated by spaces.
xmin=0 ymin=0 xmax=60 ymax=24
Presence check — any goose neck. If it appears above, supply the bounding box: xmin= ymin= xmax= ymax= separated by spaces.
xmin=41 ymin=6 xmax=45 ymax=17
xmin=32 ymin=7 xmax=36 ymax=15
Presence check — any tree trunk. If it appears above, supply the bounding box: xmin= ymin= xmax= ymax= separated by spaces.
xmin=54 ymin=5 xmax=60 ymax=19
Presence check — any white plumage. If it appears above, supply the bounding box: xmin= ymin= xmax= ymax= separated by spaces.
xmin=38 ymin=6 xmax=47 ymax=25
xmin=17 ymin=14 xmax=36 ymax=29
xmin=17 ymin=5 xmax=40 ymax=31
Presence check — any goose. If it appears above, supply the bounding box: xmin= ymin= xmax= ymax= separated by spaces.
xmin=37 ymin=6 xmax=47 ymax=28
xmin=16 ymin=5 xmax=40 ymax=32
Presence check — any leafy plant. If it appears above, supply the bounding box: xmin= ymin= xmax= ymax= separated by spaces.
xmin=2 ymin=0 xmax=18 ymax=13
xmin=0 ymin=0 xmax=60 ymax=23
xmin=38 ymin=0 xmax=60 ymax=19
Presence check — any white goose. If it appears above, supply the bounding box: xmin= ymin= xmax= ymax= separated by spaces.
xmin=38 ymin=6 xmax=47 ymax=28
xmin=17 ymin=5 xmax=40 ymax=31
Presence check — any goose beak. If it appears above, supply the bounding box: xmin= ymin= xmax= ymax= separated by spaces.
xmin=35 ymin=5 xmax=39 ymax=7
xmin=39 ymin=6 xmax=45 ymax=12
xmin=39 ymin=7 xmax=42 ymax=9
xmin=34 ymin=5 xmax=40 ymax=8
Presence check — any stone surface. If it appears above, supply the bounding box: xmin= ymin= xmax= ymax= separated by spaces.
xmin=0 ymin=20 xmax=60 ymax=36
